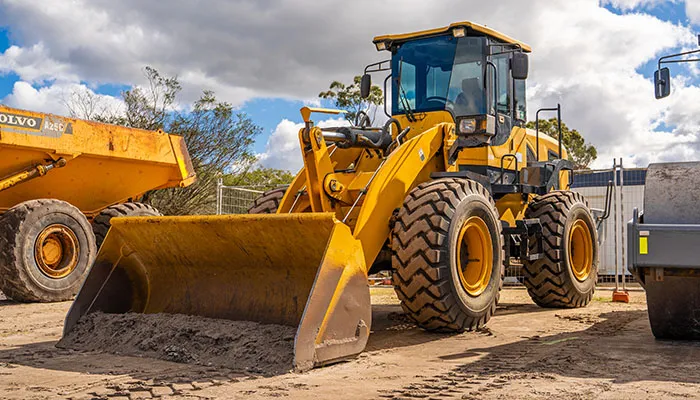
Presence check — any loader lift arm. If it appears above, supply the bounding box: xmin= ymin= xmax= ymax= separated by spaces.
xmin=294 ymin=111 xmax=448 ymax=369
xmin=294 ymin=106 xmax=447 ymax=268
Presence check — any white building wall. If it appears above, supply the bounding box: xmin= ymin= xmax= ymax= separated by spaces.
xmin=572 ymin=185 xmax=645 ymax=276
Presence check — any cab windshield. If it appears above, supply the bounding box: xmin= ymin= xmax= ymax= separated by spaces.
xmin=392 ymin=35 xmax=487 ymax=117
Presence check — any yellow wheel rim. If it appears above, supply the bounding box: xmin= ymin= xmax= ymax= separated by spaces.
xmin=35 ymin=224 xmax=79 ymax=279
xmin=456 ymin=216 xmax=493 ymax=297
xmin=568 ymin=219 xmax=593 ymax=282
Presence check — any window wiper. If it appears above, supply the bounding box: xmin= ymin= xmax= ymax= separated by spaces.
xmin=397 ymin=58 xmax=416 ymax=122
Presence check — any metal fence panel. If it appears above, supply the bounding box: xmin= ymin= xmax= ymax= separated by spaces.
xmin=216 ymin=181 xmax=264 ymax=215
xmin=572 ymin=184 xmax=644 ymax=277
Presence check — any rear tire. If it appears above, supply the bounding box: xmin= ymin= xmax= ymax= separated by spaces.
xmin=645 ymin=274 xmax=700 ymax=339
xmin=0 ymin=199 xmax=96 ymax=302
xmin=523 ymin=191 xmax=598 ymax=308
xmin=248 ymin=186 xmax=288 ymax=214
xmin=392 ymin=178 xmax=504 ymax=332
xmin=92 ymin=202 xmax=162 ymax=249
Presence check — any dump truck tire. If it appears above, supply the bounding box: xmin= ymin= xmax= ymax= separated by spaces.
xmin=248 ymin=186 xmax=289 ymax=214
xmin=523 ymin=191 xmax=598 ymax=308
xmin=0 ymin=199 xmax=96 ymax=302
xmin=392 ymin=178 xmax=504 ymax=332
xmin=92 ymin=203 xmax=162 ymax=249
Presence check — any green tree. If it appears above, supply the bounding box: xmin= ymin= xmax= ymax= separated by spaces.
xmin=319 ymin=75 xmax=383 ymax=124
xmin=78 ymin=67 xmax=262 ymax=215
xmin=223 ymin=166 xmax=295 ymax=190
xmin=525 ymin=118 xmax=597 ymax=169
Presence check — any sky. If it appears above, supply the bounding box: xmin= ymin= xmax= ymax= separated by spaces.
xmin=1 ymin=0 xmax=700 ymax=172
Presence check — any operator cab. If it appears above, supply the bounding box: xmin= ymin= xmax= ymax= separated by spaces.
xmin=363 ymin=22 xmax=530 ymax=149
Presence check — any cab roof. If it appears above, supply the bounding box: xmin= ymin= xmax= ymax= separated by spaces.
xmin=372 ymin=21 xmax=532 ymax=53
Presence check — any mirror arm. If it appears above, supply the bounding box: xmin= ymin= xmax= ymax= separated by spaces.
xmin=363 ymin=59 xmax=392 ymax=74
xmin=361 ymin=59 xmax=391 ymax=101
xmin=659 ymin=48 xmax=700 ymax=67
xmin=488 ymin=43 xmax=523 ymax=56
xmin=654 ymin=47 xmax=700 ymax=99
xmin=657 ymin=47 xmax=700 ymax=77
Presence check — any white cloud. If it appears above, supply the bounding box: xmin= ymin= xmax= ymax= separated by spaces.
xmin=1 ymin=0 xmax=700 ymax=167
xmin=3 ymin=81 xmax=124 ymax=116
xmin=687 ymin=0 xmax=700 ymax=24
xmin=0 ymin=44 xmax=77 ymax=84
xmin=258 ymin=117 xmax=350 ymax=171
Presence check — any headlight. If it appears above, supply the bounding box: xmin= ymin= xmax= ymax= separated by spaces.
xmin=452 ymin=27 xmax=466 ymax=38
xmin=459 ymin=118 xmax=476 ymax=134
xmin=456 ymin=115 xmax=496 ymax=137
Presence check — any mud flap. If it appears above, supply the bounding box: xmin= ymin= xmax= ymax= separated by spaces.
xmin=63 ymin=213 xmax=371 ymax=371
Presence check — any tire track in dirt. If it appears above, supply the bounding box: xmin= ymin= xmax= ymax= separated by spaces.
xmin=379 ymin=310 xmax=648 ymax=399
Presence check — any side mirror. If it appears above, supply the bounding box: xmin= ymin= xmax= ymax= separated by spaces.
xmin=511 ymin=52 xmax=529 ymax=80
xmin=654 ymin=67 xmax=671 ymax=99
xmin=360 ymin=74 xmax=371 ymax=99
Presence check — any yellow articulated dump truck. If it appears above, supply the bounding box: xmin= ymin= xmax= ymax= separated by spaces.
xmin=0 ymin=105 xmax=195 ymax=302
xmin=64 ymin=21 xmax=598 ymax=371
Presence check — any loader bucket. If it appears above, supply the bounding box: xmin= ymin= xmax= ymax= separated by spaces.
xmin=62 ymin=213 xmax=371 ymax=371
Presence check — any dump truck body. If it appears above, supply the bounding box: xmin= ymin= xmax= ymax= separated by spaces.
xmin=0 ymin=105 xmax=195 ymax=216
xmin=0 ymin=105 xmax=195 ymax=302
xmin=64 ymin=21 xmax=599 ymax=371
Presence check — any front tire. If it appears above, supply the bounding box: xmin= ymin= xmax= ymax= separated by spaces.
xmin=523 ymin=191 xmax=598 ymax=308
xmin=0 ymin=199 xmax=96 ymax=302
xmin=392 ymin=178 xmax=504 ymax=332
xmin=92 ymin=202 xmax=162 ymax=249
xmin=248 ymin=186 xmax=288 ymax=214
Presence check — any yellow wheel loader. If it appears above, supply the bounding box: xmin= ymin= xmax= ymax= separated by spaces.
xmin=63 ymin=21 xmax=598 ymax=371
xmin=0 ymin=105 xmax=195 ymax=302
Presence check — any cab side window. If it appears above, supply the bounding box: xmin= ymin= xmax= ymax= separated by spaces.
xmin=494 ymin=55 xmax=510 ymax=115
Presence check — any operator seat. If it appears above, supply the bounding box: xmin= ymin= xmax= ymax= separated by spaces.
xmin=455 ymin=78 xmax=484 ymax=115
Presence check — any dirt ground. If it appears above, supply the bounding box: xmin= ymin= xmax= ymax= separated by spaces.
xmin=1 ymin=287 xmax=699 ymax=400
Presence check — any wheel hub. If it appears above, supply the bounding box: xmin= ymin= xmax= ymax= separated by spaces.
xmin=35 ymin=224 xmax=79 ymax=279
xmin=569 ymin=219 xmax=593 ymax=282
xmin=457 ymin=216 xmax=493 ymax=297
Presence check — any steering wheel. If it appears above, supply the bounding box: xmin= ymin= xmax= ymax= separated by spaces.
xmin=422 ymin=96 xmax=455 ymax=111
xmin=355 ymin=111 xmax=371 ymax=128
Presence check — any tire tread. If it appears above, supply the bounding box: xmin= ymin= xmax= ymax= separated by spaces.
xmin=0 ymin=199 xmax=94 ymax=302
xmin=391 ymin=178 xmax=504 ymax=332
xmin=247 ymin=186 xmax=288 ymax=214
xmin=92 ymin=202 xmax=161 ymax=248
xmin=522 ymin=191 xmax=597 ymax=308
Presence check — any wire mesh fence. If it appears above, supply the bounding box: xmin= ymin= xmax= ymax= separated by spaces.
xmin=503 ymin=164 xmax=644 ymax=287
xmin=216 ymin=180 xmax=264 ymax=215
xmin=572 ymin=164 xmax=644 ymax=286
xmin=504 ymin=263 xmax=524 ymax=286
